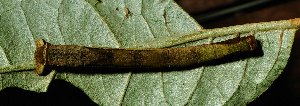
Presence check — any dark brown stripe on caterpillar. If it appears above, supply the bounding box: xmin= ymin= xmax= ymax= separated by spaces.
xmin=34 ymin=36 xmax=257 ymax=76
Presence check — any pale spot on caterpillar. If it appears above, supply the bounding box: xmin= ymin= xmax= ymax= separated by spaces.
xmin=34 ymin=36 xmax=257 ymax=76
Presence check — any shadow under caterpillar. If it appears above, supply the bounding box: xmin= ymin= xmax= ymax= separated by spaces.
xmin=35 ymin=36 xmax=258 ymax=76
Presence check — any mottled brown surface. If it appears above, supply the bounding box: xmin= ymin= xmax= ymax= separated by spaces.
xmin=34 ymin=36 xmax=255 ymax=76
xmin=176 ymin=0 xmax=300 ymax=105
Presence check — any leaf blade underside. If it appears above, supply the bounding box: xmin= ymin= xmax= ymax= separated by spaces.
xmin=0 ymin=0 xmax=297 ymax=106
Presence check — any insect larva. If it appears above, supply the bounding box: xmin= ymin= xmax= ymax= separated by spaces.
xmin=34 ymin=36 xmax=257 ymax=76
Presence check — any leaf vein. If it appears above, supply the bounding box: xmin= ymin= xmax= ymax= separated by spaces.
xmin=119 ymin=72 xmax=132 ymax=106
xmin=224 ymin=60 xmax=249 ymax=105
xmin=161 ymin=72 xmax=172 ymax=106
xmin=20 ymin=0 xmax=36 ymax=41
xmin=141 ymin=0 xmax=155 ymax=39
xmin=57 ymin=0 xmax=66 ymax=44
xmin=185 ymin=67 xmax=205 ymax=106
xmin=253 ymin=31 xmax=283 ymax=94
xmin=162 ymin=0 xmax=172 ymax=37
xmin=84 ymin=0 xmax=121 ymax=47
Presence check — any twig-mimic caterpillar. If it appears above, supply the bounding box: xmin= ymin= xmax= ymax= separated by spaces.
xmin=34 ymin=36 xmax=257 ymax=76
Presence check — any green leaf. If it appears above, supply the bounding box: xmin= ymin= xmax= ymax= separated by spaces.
xmin=0 ymin=0 xmax=298 ymax=105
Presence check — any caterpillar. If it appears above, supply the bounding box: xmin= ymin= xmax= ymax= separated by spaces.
xmin=34 ymin=36 xmax=257 ymax=76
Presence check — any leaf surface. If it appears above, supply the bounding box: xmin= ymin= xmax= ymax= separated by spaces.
xmin=0 ymin=0 xmax=298 ymax=105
